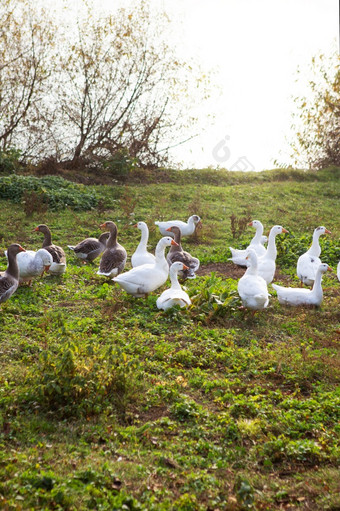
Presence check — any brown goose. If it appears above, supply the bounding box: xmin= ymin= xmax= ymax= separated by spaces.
xmin=34 ymin=224 xmax=66 ymax=275
xmin=97 ymin=221 xmax=127 ymax=277
xmin=166 ymin=226 xmax=200 ymax=280
xmin=0 ymin=244 xmax=26 ymax=305
xmin=68 ymin=232 xmax=109 ymax=263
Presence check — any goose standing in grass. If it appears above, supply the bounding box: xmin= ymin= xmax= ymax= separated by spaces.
xmin=229 ymin=219 xmax=267 ymax=266
xmin=113 ymin=237 xmax=178 ymax=297
xmin=237 ymin=249 xmax=269 ymax=310
xmin=97 ymin=221 xmax=127 ymax=277
xmin=166 ymin=226 xmax=200 ymax=279
xmin=155 ymin=215 xmax=201 ymax=237
xmin=0 ymin=244 xmax=25 ymax=305
xmin=156 ymin=262 xmax=192 ymax=310
xmin=297 ymin=226 xmax=331 ymax=286
xmin=257 ymin=225 xmax=288 ymax=284
xmin=272 ymin=263 xmax=331 ymax=306
xmin=34 ymin=224 xmax=66 ymax=275
xmin=131 ymin=221 xmax=156 ymax=267
xmin=14 ymin=249 xmax=52 ymax=285
xmin=68 ymin=232 xmax=109 ymax=263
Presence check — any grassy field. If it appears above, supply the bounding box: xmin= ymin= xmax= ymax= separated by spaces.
xmin=0 ymin=168 xmax=339 ymax=510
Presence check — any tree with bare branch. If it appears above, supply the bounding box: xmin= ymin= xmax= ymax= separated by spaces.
xmin=0 ymin=0 xmax=54 ymax=153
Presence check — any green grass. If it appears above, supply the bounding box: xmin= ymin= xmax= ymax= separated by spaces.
xmin=0 ymin=168 xmax=339 ymax=510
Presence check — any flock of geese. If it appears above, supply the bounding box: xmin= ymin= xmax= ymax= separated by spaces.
xmin=0 ymin=214 xmax=339 ymax=312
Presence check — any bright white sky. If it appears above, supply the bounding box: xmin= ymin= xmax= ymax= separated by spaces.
xmin=47 ymin=0 xmax=339 ymax=170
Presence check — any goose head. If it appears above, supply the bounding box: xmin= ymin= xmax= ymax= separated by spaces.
xmin=170 ymin=261 xmax=189 ymax=272
xmin=36 ymin=249 xmax=53 ymax=269
xmin=318 ymin=263 xmax=332 ymax=274
xmin=33 ymin=224 xmax=50 ymax=235
xmin=135 ymin=221 xmax=148 ymax=231
xmin=315 ymin=226 xmax=331 ymax=235
xmin=7 ymin=244 xmax=26 ymax=258
xmin=190 ymin=215 xmax=202 ymax=227
xmin=158 ymin=236 xmax=179 ymax=249
xmin=248 ymin=219 xmax=263 ymax=230
xmin=270 ymin=225 xmax=289 ymax=236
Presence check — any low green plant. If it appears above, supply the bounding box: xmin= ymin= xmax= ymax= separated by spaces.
xmin=0 ymin=175 xmax=99 ymax=210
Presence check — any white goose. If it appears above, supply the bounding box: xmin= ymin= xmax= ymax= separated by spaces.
xmin=156 ymin=262 xmax=192 ymax=311
xmin=272 ymin=263 xmax=331 ymax=306
xmin=15 ymin=249 xmax=52 ymax=285
xmin=229 ymin=220 xmax=267 ymax=266
xmin=155 ymin=215 xmax=201 ymax=237
xmin=113 ymin=236 xmax=178 ymax=297
xmin=131 ymin=222 xmax=156 ymax=267
xmin=337 ymin=261 xmax=340 ymax=282
xmin=297 ymin=226 xmax=331 ymax=286
xmin=257 ymin=225 xmax=288 ymax=284
xmin=237 ymin=249 xmax=269 ymax=310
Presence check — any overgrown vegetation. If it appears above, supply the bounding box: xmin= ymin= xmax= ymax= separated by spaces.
xmin=0 ymin=169 xmax=339 ymax=510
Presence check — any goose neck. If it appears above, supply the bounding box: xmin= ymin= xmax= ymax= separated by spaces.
xmin=169 ymin=268 xmax=182 ymax=289
xmin=6 ymin=253 xmax=19 ymax=280
xmin=252 ymin=224 xmax=263 ymax=243
xmin=42 ymin=230 xmax=52 ymax=247
xmin=311 ymin=269 xmax=323 ymax=297
xmin=266 ymin=230 xmax=277 ymax=259
xmin=309 ymin=231 xmax=322 ymax=257
xmin=137 ymin=225 xmax=149 ymax=250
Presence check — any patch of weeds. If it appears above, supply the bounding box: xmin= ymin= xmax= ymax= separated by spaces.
xmin=20 ymin=342 xmax=144 ymax=421
xmin=190 ymin=274 xmax=240 ymax=323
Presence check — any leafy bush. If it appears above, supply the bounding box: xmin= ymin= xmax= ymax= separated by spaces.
xmin=190 ymin=274 xmax=240 ymax=322
xmin=22 ymin=342 xmax=143 ymax=420
xmin=0 ymin=174 xmax=99 ymax=210
xmin=0 ymin=148 xmax=21 ymax=174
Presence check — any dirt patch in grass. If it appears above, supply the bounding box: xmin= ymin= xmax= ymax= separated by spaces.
xmin=198 ymin=262 xmax=292 ymax=284
xmin=197 ymin=262 xmax=245 ymax=279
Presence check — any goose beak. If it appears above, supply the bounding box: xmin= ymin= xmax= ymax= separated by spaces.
xmin=133 ymin=223 xmax=138 ymax=228
xmin=166 ymin=227 xmax=172 ymax=232
xmin=325 ymin=229 xmax=331 ymax=234
xmin=100 ymin=223 xmax=107 ymax=229
xmin=33 ymin=227 xmax=39 ymax=232
xmin=19 ymin=246 xmax=26 ymax=252
xmin=183 ymin=264 xmax=189 ymax=270
xmin=248 ymin=221 xmax=253 ymax=226
xmin=282 ymin=228 xmax=289 ymax=234
xmin=45 ymin=265 xmax=51 ymax=271
xmin=327 ymin=266 xmax=332 ymax=271
xmin=171 ymin=240 xmax=179 ymax=246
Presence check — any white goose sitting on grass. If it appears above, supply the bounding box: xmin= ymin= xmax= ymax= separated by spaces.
xmin=155 ymin=215 xmax=201 ymax=237
xmin=237 ymin=248 xmax=269 ymax=310
xmin=297 ymin=226 xmax=331 ymax=286
xmin=229 ymin=219 xmax=267 ymax=266
xmin=156 ymin=261 xmax=192 ymax=311
xmin=272 ymin=263 xmax=331 ymax=307
xmin=131 ymin=221 xmax=156 ymax=268
xmin=113 ymin=236 xmax=178 ymax=297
